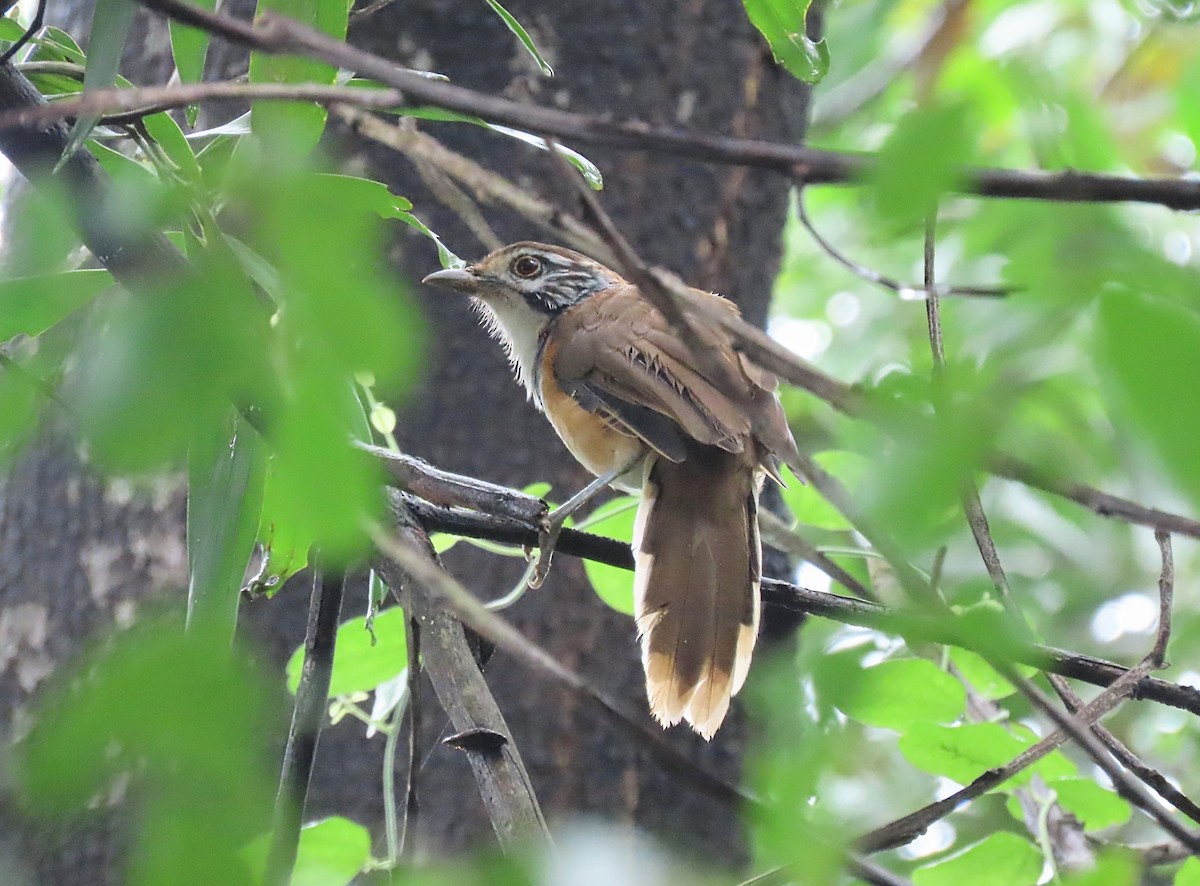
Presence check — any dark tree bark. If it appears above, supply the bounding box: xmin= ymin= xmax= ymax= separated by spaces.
xmin=344 ymin=0 xmax=803 ymax=862
xmin=0 ymin=0 xmax=801 ymax=879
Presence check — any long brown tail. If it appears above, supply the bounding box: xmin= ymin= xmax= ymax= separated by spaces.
xmin=633 ymin=446 xmax=761 ymax=739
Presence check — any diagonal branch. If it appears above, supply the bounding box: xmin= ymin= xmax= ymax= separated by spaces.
xmin=374 ymin=502 xmax=550 ymax=850
xmin=998 ymin=662 xmax=1200 ymax=852
xmin=371 ymin=504 xmax=754 ymax=811
xmin=370 ymin=506 xmax=925 ymax=885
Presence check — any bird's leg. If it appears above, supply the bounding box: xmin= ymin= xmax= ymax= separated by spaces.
xmin=530 ymin=462 xmax=634 ymax=589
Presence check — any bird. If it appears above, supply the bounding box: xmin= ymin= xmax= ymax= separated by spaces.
xmin=423 ymin=242 xmax=801 ymax=739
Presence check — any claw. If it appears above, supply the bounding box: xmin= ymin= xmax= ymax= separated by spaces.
xmin=530 ymin=512 xmax=564 ymax=589
xmin=524 ymin=461 xmax=637 ymax=591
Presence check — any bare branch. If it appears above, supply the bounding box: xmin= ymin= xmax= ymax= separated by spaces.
xmin=796 ymin=191 xmax=1011 ymax=299
xmin=757 ymin=510 xmax=874 ymax=600
xmin=359 ymin=443 xmax=547 ymax=524
xmin=401 ymin=495 xmax=1200 ymax=717
xmin=333 ymin=107 xmax=618 ymax=263
xmin=1150 ymin=530 xmax=1174 ymax=668
xmin=102 ymin=0 xmax=1200 ymax=211
xmin=372 ymin=499 xmax=755 ymax=812
xmin=998 ymin=664 xmax=1200 ymax=852
xmin=374 ymin=504 xmax=550 ymax=850
xmin=988 ymin=454 xmax=1200 ymax=541
xmin=858 ymin=666 xmax=1147 ymax=852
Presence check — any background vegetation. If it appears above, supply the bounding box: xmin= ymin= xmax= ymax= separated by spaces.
xmin=0 ymin=0 xmax=1198 ymax=884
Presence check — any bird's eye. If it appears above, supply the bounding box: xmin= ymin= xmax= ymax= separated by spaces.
xmin=512 ymin=255 xmax=543 ymax=279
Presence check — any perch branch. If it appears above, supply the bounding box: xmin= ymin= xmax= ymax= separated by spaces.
xmin=374 ymin=502 xmax=550 ymax=850
xmin=400 ymin=495 xmax=1200 ymax=716
xmin=371 ymin=504 xmax=754 ymax=811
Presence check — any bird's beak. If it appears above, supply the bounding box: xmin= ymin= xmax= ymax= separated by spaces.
xmin=422 ymin=267 xmax=478 ymax=293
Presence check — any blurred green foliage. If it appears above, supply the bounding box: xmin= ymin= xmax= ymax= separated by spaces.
xmin=2 ymin=0 xmax=1200 ymax=882
xmin=765 ymin=0 xmax=1200 ymax=881
xmin=15 ymin=617 xmax=281 ymax=886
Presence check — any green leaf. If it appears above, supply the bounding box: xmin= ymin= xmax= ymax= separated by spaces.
xmin=0 ymin=269 xmax=112 ymax=341
xmin=899 ymin=721 xmax=1067 ymax=786
xmin=0 ymin=13 xmax=29 ymax=45
xmin=1098 ymin=292 xmax=1200 ymax=506
xmin=169 ymin=0 xmax=217 ymax=99
xmin=286 ymin=606 xmax=409 ymax=697
xmin=428 ymin=532 xmax=461 ymax=554
xmin=33 ymin=27 xmax=86 ymax=66
xmin=1061 ymin=850 xmax=1137 ymax=886
xmin=63 ymin=0 xmax=138 ymax=161
xmin=249 ymin=0 xmax=348 ymax=155
xmin=484 ymin=0 xmax=553 ymax=76
xmin=828 ymin=658 xmax=965 ymax=731
xmin=88 ymin=139 xmax=157 ymax=187
xmin=1049 ymin=778 xmax=1131 ymax=831
xmin=187 ymin=413 xmax=267 ymax=639
xmin=143 ymin=111 xmax=203 ymax=183
xmin=871 ymin=102 xmax=975 ymax=230
xmin=224 ymin=162 xmax=425 ymax=561
xmin=913 ymin=832 xmax=1041 ymax=886
xmin=387 ymin=105 xmax=484 ymax=124
xmin=742 ymin=0 xmax=828 ymax=83
xmin=948 ymin=648 xmax=1016 ymax=700
xmin=312 ymin=174 xmax=414 ymax=218
xmin=17 ymin=618 xmax=279 ymax=884
xmin=861 ymin=368 xmax=1005 ymax=549
xmin=396 ymin=211 xmax=464 ymax=269
xmin=779 ymin=451 xmax=865 ymax=530
xmin=486 ymin=124 xmax=604 ymax=189
xmin=72 ymin=242 xmax=267 ymax=470
xmin=1178 ymin=857 xmax=1200 ymax=886
xmin=580 ymin=496 xmax=639 ymax=615
xmin=1180 ymin=58 xmax=1200 ymax=146
xmin=292 ymin=817 xmax=371 ymax=886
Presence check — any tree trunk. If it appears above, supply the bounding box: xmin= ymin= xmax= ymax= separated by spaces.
xmin=0 ymin=1 xmax=801 ymax=879
xmin=341 ymin=0 xmax=803 ymax=862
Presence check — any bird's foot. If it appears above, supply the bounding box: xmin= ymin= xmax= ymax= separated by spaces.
xmin=529 ymin=510 xmax=566 ymax=589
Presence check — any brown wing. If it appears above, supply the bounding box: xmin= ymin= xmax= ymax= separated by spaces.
xmin=551 ymin=283 xmax=800 ymax=477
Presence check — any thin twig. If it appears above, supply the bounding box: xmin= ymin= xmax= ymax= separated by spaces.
xmin=401 ymin=609 xmax=421 ymax=858
xmin=987 ymin=454 xmax=1200 ymax=541
xmin=858 ymin=661 xmax=1153 ymax=852
xmin=1047 ymin=531 xmax=1200 ymax=826
xmin=757 ymin=510 xmax=874 ymax=600
xmin=997 ymin=663 xmax=1200 ymax=853
xmin=120 ymin=0 xmax=1200 ymax=210
xmin=334 ymin=106 xmax=617 ymax=263
xmin=1150 ymin=529 xmax=1173 ymax=668
xmin=796 ymin=191 xmax=1011 ymax=299
xmin=0 ymin=78 xmax=412 ymax=127
xmin=862 ymin=530 xmax=1187 ymax=854
xmin=265 ymin=568 xmax=346 ymax=886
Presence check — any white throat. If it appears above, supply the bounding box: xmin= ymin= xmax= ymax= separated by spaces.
xmin=472 ymin=296 xmax=551 ymax=406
